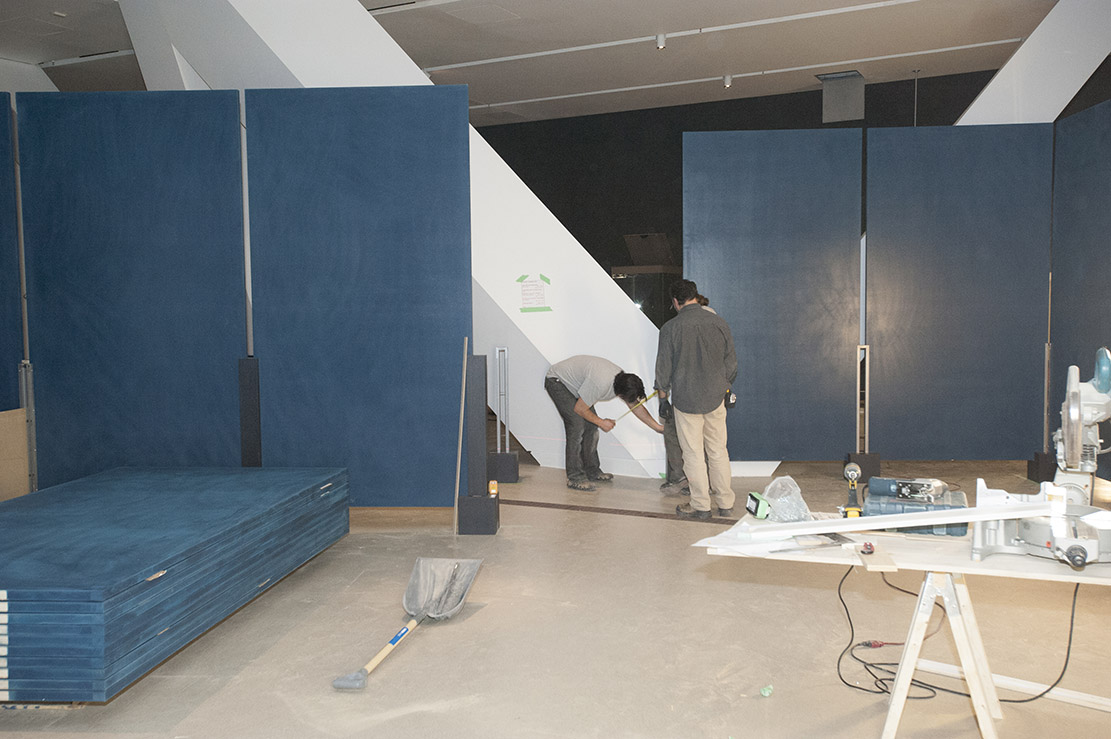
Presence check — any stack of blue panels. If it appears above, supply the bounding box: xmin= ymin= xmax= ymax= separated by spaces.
xmin=0 ymin=467 xmax=349 ymax=702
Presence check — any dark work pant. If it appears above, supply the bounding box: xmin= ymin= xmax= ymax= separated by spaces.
xmin=545 ymin=377 xmax=602 ymax=482
xmin=663 ymin=413 xmax=686 ymax=483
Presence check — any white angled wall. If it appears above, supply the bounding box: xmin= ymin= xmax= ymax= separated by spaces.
xmin=120 ymin=0 xmax=666 ymax=477
xmin=469 ymin=128 xmax=664 ymax=477
xmin=958 ymin=0 xmax=1111 ymax=125
xmin=0 ymin=60 xmax=57 ymax=93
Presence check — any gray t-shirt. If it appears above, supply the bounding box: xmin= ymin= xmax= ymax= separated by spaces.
xmin=546 ymin=355 xmax=620 ymax=408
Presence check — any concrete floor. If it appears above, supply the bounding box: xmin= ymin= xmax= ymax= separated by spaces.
xmin=3 ymin=460 xmax=1110 ymax=738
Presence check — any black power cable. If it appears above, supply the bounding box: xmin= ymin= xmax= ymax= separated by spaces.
xmin=836 ymin=566 xmax=1083 ymax=703
xmin=998 ymin=582 xmax=1079 ymax=704
xmin=836 ymin=566 xmax=942 ymax=698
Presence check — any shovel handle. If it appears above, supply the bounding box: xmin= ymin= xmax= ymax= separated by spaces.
xmin=363 ymin=618 xmax=419 ymax=675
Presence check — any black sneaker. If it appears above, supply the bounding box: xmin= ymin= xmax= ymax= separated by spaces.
xmin=675 ymin=503 xmax=711 ymax=520
xmin=716 ymin=507 xmax=735 ymax=518
xmin=659 ymin=477 xmax=688 ymax=492
xmin=567 ymin=480 xmax=596 ymax=491
xmin=589 ymin=472 xmax=614 ymax=482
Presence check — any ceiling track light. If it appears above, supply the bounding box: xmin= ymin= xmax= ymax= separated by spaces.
xmin=656 ymin=33 xmax=666 ymax=50
xmin=723 ymin=74 xmax=732 ymax=88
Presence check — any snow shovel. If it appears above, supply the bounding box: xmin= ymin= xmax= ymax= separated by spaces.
xmin=332 ymin=557 xmax=483 ymax=690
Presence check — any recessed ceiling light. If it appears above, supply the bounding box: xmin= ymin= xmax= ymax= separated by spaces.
xmin=815 ymin=70 xmax=862 ymax=81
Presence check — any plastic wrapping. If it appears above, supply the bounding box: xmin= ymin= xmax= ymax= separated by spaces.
xmin=762 ymin=475 xmax=812 ymax=522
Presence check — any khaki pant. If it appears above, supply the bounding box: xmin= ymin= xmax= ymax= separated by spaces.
xmin=674 ymin=401 xmax=735 ymax=512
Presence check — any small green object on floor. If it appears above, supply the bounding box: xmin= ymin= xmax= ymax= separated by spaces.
xmin=760 ymin=685 xmax=773 ymax=697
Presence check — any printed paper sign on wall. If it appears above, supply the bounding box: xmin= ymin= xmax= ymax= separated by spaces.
xmin=518 ymin=274 xmax=552 ymax=312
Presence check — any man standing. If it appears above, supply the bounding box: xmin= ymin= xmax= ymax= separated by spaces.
xmin=659 ymin=293 xmax=716 ymax=497
xmin=655 ymin=280 xmax=737 ymax=519
xmin=545 ymin=355 xmax=664 ymax=491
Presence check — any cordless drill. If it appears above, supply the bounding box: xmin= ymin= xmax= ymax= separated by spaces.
xmin=842 ymin=463 xmax=862 ymax=518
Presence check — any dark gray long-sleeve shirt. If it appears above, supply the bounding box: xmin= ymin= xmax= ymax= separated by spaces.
xmin=655 ymin=303 xmax=738 ymax=414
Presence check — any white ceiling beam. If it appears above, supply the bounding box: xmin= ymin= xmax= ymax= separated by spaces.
xmin=368 ymin=0 xmax=467 ymax=15
xmin=471 ymin=37 xmax=1022 ymax=112
xmin=425 ymin=0 xmax=923 ymax=72
xmin=118 ymin=0 xmax=185 ymax=90
xmin=0 ymin=58 xmax=57 ymax=93
xmin=37 ymin=49 xmax=136 ymax=69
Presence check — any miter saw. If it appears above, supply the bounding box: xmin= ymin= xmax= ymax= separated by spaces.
xmin=971 ymin=347 xmax=1111 ymax=569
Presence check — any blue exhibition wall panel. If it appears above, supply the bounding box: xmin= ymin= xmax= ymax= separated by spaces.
xmin=18 ymin=91 xmax=244 ymax=486
xmin=247 ymin=86 xmax=471 ymax=507
xmin=867 ymin=125 xmax=1052 ymax=459
xmin=1 ymin=93 xmax=20 ymax=410
xmin=684 ymin=129 xmax=861 ymax=460
xmin=1051 ymin=99 xmax=1111 ymax=479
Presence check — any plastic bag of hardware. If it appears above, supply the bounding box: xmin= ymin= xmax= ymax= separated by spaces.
xmin=762 ymin=476 xmax=812 ymax=522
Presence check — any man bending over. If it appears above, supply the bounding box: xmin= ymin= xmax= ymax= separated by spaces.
xmin=545 ymin=355 xmax=664 ymax=491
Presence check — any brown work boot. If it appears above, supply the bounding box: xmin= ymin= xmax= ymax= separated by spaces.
xmin=675 ymin=503 xmax=711 ymax=520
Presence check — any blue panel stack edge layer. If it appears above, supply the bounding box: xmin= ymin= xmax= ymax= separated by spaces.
xmin=0 ymin=467 xmax=349 ymax=702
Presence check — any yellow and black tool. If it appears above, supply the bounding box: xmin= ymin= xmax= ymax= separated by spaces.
xmin=842 ymin=462 xmax=862 ymax=518
xmin=615 ymin=389 xmax=659 ymax=421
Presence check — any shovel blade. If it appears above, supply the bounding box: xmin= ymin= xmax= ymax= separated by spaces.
xmin=403 ymin=558 xmax=482 ymax=621
xmin=332 ymin=668 xmax=369 ymax=691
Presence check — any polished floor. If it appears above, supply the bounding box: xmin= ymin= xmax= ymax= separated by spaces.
xmin=2 ymin=460 xmax=1109 ymax=738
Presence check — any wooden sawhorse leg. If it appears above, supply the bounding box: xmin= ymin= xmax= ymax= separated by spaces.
xmin=881 ymin=571 xmax=1002 ymax=738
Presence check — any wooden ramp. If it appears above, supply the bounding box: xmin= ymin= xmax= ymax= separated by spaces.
xmin=0 ymin=467 xmax=349 ymax=702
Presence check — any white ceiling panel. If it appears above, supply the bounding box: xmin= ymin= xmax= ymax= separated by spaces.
xmin=0 ymin=0 xmax=1062 ymax=126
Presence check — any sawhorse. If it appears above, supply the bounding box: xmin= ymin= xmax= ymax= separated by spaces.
xmin=882 ymin=571 xmax=1001 ymax=738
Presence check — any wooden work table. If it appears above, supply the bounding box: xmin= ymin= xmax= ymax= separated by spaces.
xmin=696 ymin=517 xmax=1111 ymax=738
